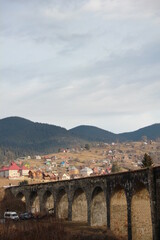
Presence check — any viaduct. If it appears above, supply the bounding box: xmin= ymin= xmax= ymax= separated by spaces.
xmin=8 ymin=167 xmax=160 ymax=240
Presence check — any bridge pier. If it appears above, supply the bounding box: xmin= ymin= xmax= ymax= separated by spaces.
xmin=68 ymin=199 xmax=72 ymax=221
xmin=127 ymin=196 xmax=132 ymax=240
xmin=87 ymin=199 xmax=91 ymax=225
xmin=106 ymin=187 xmax=110 ymax=229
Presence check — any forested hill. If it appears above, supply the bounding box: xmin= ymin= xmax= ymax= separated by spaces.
xmin=118 ymin=123 xmax=160 ymax=141
xmin=0 ymin=117 xmax=84 ymax=160
xmin=0 ymin=117 xmax=159 ymax=161
xmin=69 ymin=124 xmax=160 ymax=142
xmin=69 ymin=125 xmax=116 ymax=142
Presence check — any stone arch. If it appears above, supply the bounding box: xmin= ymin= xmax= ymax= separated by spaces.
xmin=30 ymin=191 xmax=40 ymax=213
xmin=131 ymin=182 xmax=152 ymax=240
xmin=72 ymin=188 xmax=87 ymax=222
xmin=16 ymin=192 xmax=26 ymax=211
xmin=110 ymin=185 xmax=128 ymax=239
xmin=43 ymin=190 xmax=54 ymax=212
xmin=91 ymin=186 xmax=107 ymax=226
xmin=57 ymin=188 xmax=68 ymax=219
xmin=16 ymin=192 xmax=26 ymax=202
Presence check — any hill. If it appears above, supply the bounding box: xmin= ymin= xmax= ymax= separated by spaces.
xmin=69 ymin=124 xmax=160 ymax=142
xmin=118 ymin=123 xmax=160 ymax=141
xmin=0 ymin=117 xmax=84 ymax=161
xmin=0 ymin=117 xmax=160 ymax=161
xmin=69 ymin=125 xmax=116 ymax=142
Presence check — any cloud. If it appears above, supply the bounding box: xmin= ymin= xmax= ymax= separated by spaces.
xmin=83 ymin=0 xmax=160 ymax=20
xmin=0 ymin=0 xmax=160 ymax=132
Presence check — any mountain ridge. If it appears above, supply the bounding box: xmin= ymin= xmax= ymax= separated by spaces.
xmin=0 ymin=116 xmax=160 ymax=161
xmin=69 ymin=123 xmax=160 ymax=142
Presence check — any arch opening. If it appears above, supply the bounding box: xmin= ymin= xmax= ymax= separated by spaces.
xmin=16 ymin=192 xmax=26 ymax=211
xmin=91 ymin=187 xmax=107 ymax=226
xmin=72 ymin=188 xmax=87 ymax=222
xmin=131 ymin=183 xmax=152 ymax=240
xmin=16 ymin=192 xmax=26 ymax=203
xmin=43 ymin=191 xmax=54 ymax=212
xmin=30 ymin=192 xmax=40 ymax=213
xmin=110 ymin=186 xmax=128 ymax=239
xmin=57 ymin=189 xmax=68 ymax=219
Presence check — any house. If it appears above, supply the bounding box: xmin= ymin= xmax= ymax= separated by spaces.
xmin=20 ymin=165 xmax=29 ymax=176
xmin=0 ymin=162 xmax=28 ymax=179
xmin=68 ymin=166 xmax=79 ymax=175
xmin=70 ymin=174 xmax=80 ymax=179
xmin=60 ymin=161 xmax=66 ymax=167
xmin=51 ymin=161 xmax=57 ymax=167
xmin=58 ymin=173 xmax=70 ymax=180
xmin=45 ymin=160 xmax=51 ymax=166
xmin=61 ymin=173 xmax=70 ymax=180
xmin=51 ymin=155 xmax=57 ymax=160
xmin=0 ymin=167 xmax=9 ymax=178
xmin=42 ymin=172 xmax=56 ymax=180
xmin=80 ymin=167 xmax=93 ymax=177
xmin=28 ymin=170 xmax=43 ymax=179
xmin=92 ymin=167 xmax=100 ymax=174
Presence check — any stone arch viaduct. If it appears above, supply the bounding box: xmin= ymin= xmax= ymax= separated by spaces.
xmin=9 ymin=167 xmax=160 ymax=240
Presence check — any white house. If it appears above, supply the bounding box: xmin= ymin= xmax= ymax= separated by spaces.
xmin=20 ymin=165 xmax=29 ymax=176
xmin=62 ymin=173 xmax=70 ymax=180
xmin=80 ymin=167 xmax=93 ymax=177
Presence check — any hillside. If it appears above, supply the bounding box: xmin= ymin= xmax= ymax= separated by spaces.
xmin=118 ymin=124 xmax=160 ymax=141
xmin=0 ymin=117 xmax=85 ymax=160
xmin=0 ymin=117 xmax=160 ymax=162
xmin=70 ymin=124 xmax=160 ymax=142
xmin=69 ymin=125 xmax=117 ymax=142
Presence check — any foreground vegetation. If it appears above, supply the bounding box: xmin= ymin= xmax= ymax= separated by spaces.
xmin=0 ymin=217 xmax=125 ymax=240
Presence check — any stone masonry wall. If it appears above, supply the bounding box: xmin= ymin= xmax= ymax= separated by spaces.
xmin=110 ymin=188 xmax=128 ymax=239
xmin=9 ymin=167 xmax=160 ymax=240
xmin=131 ymin=188 xmax=152 ymax=240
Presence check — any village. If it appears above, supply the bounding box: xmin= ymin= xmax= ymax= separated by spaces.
xmin=0 ymin=140 xmax=160 ymax=184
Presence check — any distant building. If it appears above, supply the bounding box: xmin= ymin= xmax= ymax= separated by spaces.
xmin=63 ymin=173 xmax=70 ymax=180
xmin=68 ymin=166 xmax=79 ymax=175
xmin=80 ymin=167 xmax=93 ymax=177
xmin=51 ymin=161 xmax=57 ymax=167
xmin=60 ymin=161 xmax=66 ymax=167
xmin=20 ymin=165 xmax=29 ymax=176
xmin=0 ymin=162 xmax=29 ymax=179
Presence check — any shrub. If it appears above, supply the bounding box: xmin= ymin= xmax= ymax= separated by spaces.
xmin=19 ymin=180 xmax=28 ymax=186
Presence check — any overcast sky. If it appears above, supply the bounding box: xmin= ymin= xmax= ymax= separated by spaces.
xmin=0 ymin=0 xmax=160 ymax=133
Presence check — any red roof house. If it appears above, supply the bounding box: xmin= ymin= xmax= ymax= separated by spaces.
xmin=0 ymin=162 xmax=29 ymax=179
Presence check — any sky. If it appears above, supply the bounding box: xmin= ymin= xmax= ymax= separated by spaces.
xmin=0 ymin=0 xmax=160 ymax=133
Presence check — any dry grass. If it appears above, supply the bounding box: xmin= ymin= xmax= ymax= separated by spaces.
xmin=0 ymin=178 xmax=20 ymax=188
xmin=0 ymin=217 xmax=124 ymax=240
xmin=0 ymin=217 xmax=69 ymax=240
